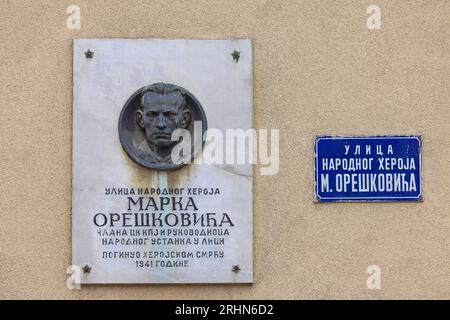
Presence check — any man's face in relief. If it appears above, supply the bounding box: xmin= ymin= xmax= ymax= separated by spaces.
xmin=136 ymin=91 xmax=191 ymax=147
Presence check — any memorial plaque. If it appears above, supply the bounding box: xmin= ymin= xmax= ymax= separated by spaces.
xmin=315 ymin=136 xmax=422 ymax=202
xmin=72 ymin=39 xmax=253 ymax=283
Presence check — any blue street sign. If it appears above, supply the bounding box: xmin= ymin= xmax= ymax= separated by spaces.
xmin=315 ymin=136 xmax=422 ymax=202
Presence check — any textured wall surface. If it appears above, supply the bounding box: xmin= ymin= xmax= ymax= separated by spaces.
xmin=0 ymin=0 xmax=449 ymax=299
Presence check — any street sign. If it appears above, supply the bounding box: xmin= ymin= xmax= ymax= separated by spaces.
xmin=315 ymin=136 xmax=422 ymax=202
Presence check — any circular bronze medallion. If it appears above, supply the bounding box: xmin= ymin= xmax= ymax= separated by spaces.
xmin=118 ymin=83 xmax=208 ymax=170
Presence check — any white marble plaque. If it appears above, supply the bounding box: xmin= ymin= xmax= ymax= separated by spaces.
xmin=72 ymin=39 xmax=253 ymax=283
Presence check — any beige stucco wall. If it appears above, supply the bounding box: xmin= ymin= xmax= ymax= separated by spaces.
xmin=0 ymin=0 xmax=449 ymax=299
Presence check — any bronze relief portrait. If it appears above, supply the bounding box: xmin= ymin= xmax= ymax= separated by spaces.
xmin=118 ymin=83 xmax=207 ymax=170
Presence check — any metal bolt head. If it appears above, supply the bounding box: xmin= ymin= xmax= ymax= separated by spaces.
xmin=232 ymin=265 xmax=241 ymax=273
xmin=84 ymin=49 xmax=94 ymax=59
xmin=82 ymin=264 xmax=92 ymax=274
xmin=231 ymin=50 xmax=240 ymax=63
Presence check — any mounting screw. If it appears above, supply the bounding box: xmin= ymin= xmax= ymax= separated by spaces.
xmin=232 ymin=265 xmax=241 ymax=273
xmin=82 ymin=264 xmax=92 ymax=274
xmin=231 ymin=50 xmax=240 ymax=63
xmin=84 ymin=49 xmax=94 ymax=59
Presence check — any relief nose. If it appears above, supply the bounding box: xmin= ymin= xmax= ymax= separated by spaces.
xmin=156 ymin=114 xmax=166 ymax=129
